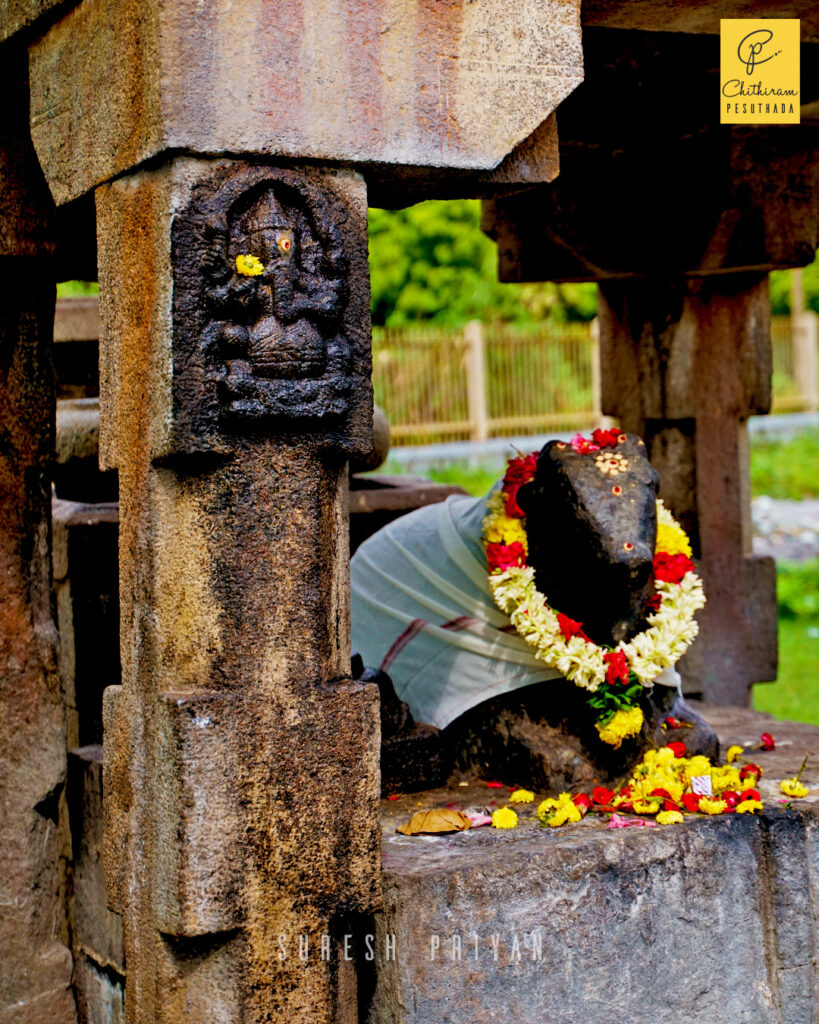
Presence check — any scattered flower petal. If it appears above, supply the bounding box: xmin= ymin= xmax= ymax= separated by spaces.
xmin=760 ymin=732 xmax=776 ymax=751
xmin=466 ymin=812 xmax=493 ymax=827
xmin=509 ymin=788 xmax=535 ymax=804
xmin=726 ymin=745 xmax=744 ymax=764
xmin=608 ymin=813 xmax=655 ymax=829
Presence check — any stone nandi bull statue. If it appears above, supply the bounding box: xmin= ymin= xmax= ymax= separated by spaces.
xmin=351 ymin=431 xmax=718 ymax=793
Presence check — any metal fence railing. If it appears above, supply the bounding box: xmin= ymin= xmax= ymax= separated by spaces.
xmin=373 ymin=314 xmax=819 ymax=445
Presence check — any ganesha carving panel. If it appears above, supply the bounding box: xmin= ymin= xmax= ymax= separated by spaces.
xmin=170 ymin=164 xmax=372 ymax=454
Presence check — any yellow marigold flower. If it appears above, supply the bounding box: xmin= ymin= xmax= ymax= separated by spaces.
xmin=686 ymin=755 xmax=711 ymax=778
xmin=726 ymin=745 xmax=744 ymax=764
xmin=547 ymin=807 xmax=570 ymax=827
xmin=736 ymin=799 xmax=764 ymax=814
xmin=633 ymin=800 xmax=660 ymax=815
xmin=491 ymin=807 xmax=518 ymax=829
xmin=235 ymin=253 xmax=264 ymax=276
xmin=655 ymin=521 xmax=692 ymax=558
xmin=484 ymin=515 xmax=528 ymax=550
xmin=699 ymin=797 xmax=727 ymax=815
xmin=656 ymin=810 xmax=684 ymax=825
xmin=712 ymin=767 xmax=741 ymax=794
xmin=509 ymin=788 xmax=535 ymax=804
xmin=537 ymin=793 xmax=581 ymax=827
xmin=547 ymin=803 xmax=581 ymax=828
xmin=596 ymin=706 xmax=644 ymax=748
xmin=780 ymin=779 xmax=810 ymax=799
xmin=653 ymin=747 xmax=677 ymax=767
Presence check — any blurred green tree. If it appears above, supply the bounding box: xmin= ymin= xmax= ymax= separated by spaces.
xmin=368 ymin=199 xmax=597 ymax=327
xmin=770 ymin=260 xmax=819 ymax=316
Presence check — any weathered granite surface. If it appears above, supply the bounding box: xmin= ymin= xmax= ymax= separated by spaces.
xmin=368 ymin=705 xmax=819 ymax=1024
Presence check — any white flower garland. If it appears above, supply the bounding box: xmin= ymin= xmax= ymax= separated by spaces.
xmin=483 ymin=493 xmax=705 ymax=693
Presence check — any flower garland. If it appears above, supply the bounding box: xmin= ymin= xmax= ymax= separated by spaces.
xmin=482 ymin=430 xmax=706 ymax=746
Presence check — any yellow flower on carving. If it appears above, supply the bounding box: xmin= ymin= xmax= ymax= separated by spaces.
xmin=655 ymin=521 xmax=693 ymax=558
xmin=236 ymin=253 xmax=265 ymax=276
xmin=491 ymin=807 xmax=518 ymax=829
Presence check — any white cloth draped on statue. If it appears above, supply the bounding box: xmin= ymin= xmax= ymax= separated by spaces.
xmin=350 ymin=490 xmax=680 ymax=730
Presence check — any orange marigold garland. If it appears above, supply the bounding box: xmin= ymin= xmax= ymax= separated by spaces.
xmin=482 ymin=434 xmax=706 ymax=746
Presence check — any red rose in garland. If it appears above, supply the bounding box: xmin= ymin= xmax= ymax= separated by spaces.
xmin=486 ymin=542 xmax=526 ymax=574
xmin=557 ymin=612 xmax=589 ymax=643
xmin=653 ymin=552 xmax=696 ymax=585
xmin=603 ymin=649 xmax=629 ymax=685
xmin=502 ymin=453 xmax=538 ymax=488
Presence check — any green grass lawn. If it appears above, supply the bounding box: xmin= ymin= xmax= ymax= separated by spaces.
xmin=382 ymin=429 xmax=819 ymax=724
xmin=753 ymin=616 xmax=819 ymax=724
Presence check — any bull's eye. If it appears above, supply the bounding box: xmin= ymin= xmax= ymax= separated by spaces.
xmin=618 ymin=433 xmax=627 ymax=443
xmin=278 ymin=237 xmax=292 ymax=253
xmin=556 ymin=442 xmax=566 ymax=449
xmin=623 ymin=542 xmax=634 ymax=551
xmin=612 ymin=485 xmax=622 ymax=496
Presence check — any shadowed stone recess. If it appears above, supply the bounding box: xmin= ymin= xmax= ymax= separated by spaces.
xmin=0 ymin=50 xmax=76 ymax=1024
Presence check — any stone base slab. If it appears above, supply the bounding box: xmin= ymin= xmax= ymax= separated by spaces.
xmin=368 ymin=704 xmax=819 ymax=1024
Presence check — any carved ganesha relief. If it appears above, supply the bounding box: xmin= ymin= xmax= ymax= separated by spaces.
xmin=200 ymin=179 xmax=352 ymax=422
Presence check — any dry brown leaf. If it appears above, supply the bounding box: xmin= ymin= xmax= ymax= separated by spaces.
xmin=396 ymin=808 xmax=472 ymax=836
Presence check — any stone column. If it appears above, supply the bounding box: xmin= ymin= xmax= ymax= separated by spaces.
xmin=598 ymin=274 xmax=776 ymax=704
xmin=0 ymin=52 xmax=76 ymax=1024
xmin=98 ymin=159 xmax=380 ymax=1023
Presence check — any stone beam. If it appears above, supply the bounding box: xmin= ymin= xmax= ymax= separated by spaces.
xmin=97 ymin=158 xmax=380 ymax=1023
xmin=484 ymin=32 xmax=819 ymax=283
xmin=0 ymin=50 xmax=76 ymax=1024
xmin=582 ymin=0 xmax=819 ymax=41
xmin=28 ymin=0 xmax=583 ymax=207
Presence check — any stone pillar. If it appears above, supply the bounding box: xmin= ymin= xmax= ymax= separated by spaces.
xmin=598 ymin=274 xmax=776 ymax=704
xmin=0 ymin=52 xmax=76 ymax=1024
xmin=97 ymin=159 xmax=380 ymax=1023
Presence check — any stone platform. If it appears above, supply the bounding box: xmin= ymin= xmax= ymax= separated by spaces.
xmin=368 ymin=705 xmax=819 ymax=1024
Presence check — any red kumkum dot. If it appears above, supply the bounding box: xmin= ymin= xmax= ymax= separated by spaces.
xmin=618 ymin=434 xmax=627 ymax=442
xmin=612 ymin=485 xmax=622 ymax=496
xmin=623 ymin=542 xmax=633 ymax=551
